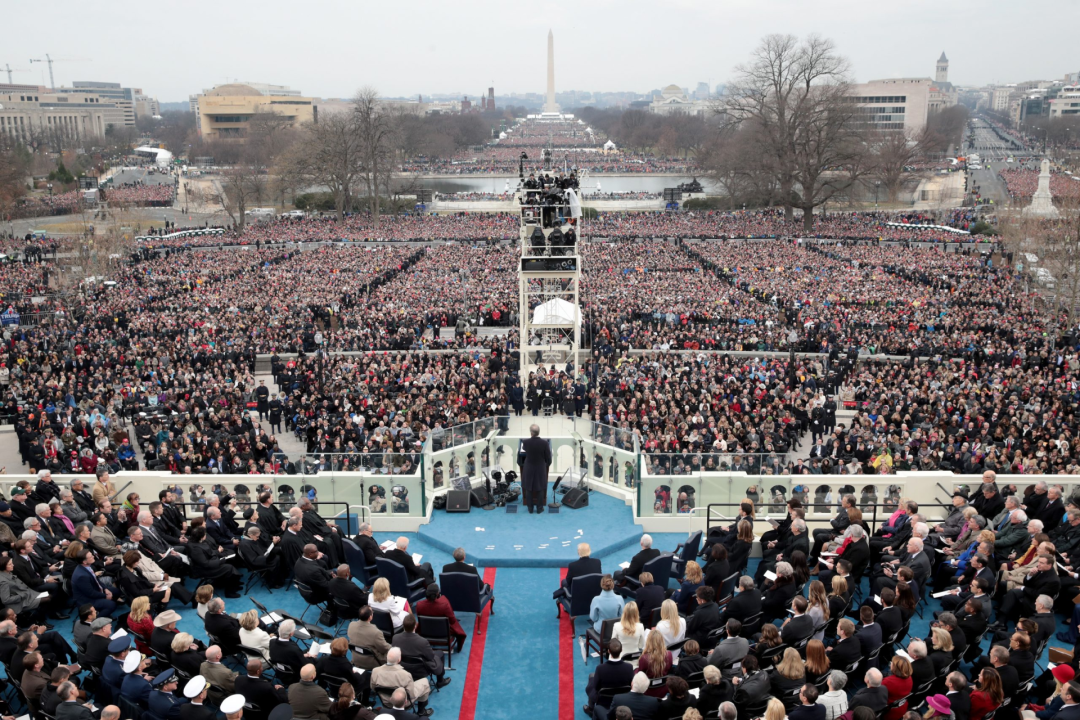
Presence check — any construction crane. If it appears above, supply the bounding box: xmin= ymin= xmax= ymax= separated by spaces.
xmin=28 ymin=54 xmax=91 ymax=89
xmin=3 ymin=64 xmax=29 ymax=84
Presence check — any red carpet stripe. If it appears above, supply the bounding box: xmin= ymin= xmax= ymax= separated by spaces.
xmin=559 ymin=568 xmax=575 ymax=720
xmin=459 ymin=567 xmax=497 ymax=720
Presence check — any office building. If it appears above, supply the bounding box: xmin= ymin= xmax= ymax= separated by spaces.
xmin=0 ymin=85 xmax=107 ymax=144
xmin=54 ymin=81 xmax=154 ymax=127
xmin=195 ymin=83 xmax=314 ymax=141
xmin=846 ymin=78 xmax=931 ymax=134
xmin=1049 ymin=86 xmax=1080 ymax=117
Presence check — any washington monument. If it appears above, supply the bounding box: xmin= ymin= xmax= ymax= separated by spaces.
xmin=545 ymin=29 xmax=559 ymax=113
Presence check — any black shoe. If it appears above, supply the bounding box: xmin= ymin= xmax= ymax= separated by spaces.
xmin=418 ymin=711 xmax=433 ymax=718
xmin=52 ymin=612 xmax=71 ymax=620
xmin=225 ymin=591 xmax=242 ymax=599
xmin=527 ymin=506 xmax=534 ymax=514
xmin=583 ymin=706 xmax=594 ymax=715
xmin=435 ymin=677 xmax=452 ymax=689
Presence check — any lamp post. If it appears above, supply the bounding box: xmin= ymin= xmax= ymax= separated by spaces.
xmin=874 ymin=180 xmax=881 ymax=209
xmin=47 ymin=183 xmax=53 ymax=196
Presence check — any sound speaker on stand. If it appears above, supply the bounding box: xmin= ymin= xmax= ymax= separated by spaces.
xmin=562 ymin=487 xmax=589 ymax=509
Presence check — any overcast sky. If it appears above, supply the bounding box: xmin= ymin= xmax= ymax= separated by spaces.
xmin=6 ymin=0 xmax=1078 ymax=102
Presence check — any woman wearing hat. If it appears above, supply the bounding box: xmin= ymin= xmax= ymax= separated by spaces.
xmin=925 ymin=694 xmax=953 ymax=720
xmin=1028 ymin=664 xmax=1076 ymax=719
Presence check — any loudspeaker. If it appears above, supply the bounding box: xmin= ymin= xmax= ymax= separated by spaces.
xmin=562 ymin=487 xmax=589 ymax=509
xmin=446 ymin=490 xmax=472 ymax=513
xmin=470 ymin=488 xmax=494 ymax=508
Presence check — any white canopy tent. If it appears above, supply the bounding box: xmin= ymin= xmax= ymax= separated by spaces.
xmin=532 ymin=297 xmax=579 ymax=325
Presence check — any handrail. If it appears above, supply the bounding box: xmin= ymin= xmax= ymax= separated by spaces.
xmin=704 ymin=500 xmax=964 ymax=537
xmin=169 ymin=499 xmax=358 ymax=535
xmin=109 ymin=480 xmax=133 ymax=503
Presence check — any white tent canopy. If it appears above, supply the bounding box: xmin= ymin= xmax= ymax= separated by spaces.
xmin=532 ymin=297 xmax=579 ymax=325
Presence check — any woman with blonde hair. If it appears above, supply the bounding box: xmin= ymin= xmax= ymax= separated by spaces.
xmin=369 ymin=577 xmax=409 ymax=628
xmin=804 ymin=639 xmax=831 ymax=685
xmin=762 ymin=697 xmax=786 ymax=720
xmin=806 ymin=580 xmax=830 ymax=640
xmin=655 ymin=599 xmax=686 ymax=659
xmin=612 ymin=601 xmax=646 ymax=659
xmin=239 ymin=609 xmax=272 ymax=660
xmin=126 ymin=596 xmax=154 ymax=654
xmin=827 ymin=576 xmax=849 ymax=624
xmin=671 ymin=561 xmax=704 ymax=614
xmin=768 ymin=646 xmax=806 ymax=697
xmin=637 ymin=630 xmax=673 ymax=697
xmin=929 ymin=627 xmax=954 ymax=675
xmin=170 ymin=632 xmax=205 ymax=677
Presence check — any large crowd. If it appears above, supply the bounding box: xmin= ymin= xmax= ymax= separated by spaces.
xmin=998 ymin=169 xmax=1080 ymax=201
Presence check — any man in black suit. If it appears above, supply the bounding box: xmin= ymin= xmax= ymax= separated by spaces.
xmin=988 ymin=646 xmax=1019 ymax=701
xmin=392 ymin=615 xmax=451 ymax=690
xmin=268 ymin=620 xmax=310 ymax=680
xmin=149 ymin=500 xmax=185 ymax=547
xmin=780 ymin=596 xmax=815 ymax=646
xmin=875 ymin=588 xmax=904 ymax=642
xmin=719 ymin=576 xmax=762 ymax=625
xmin=811 ymin=495 xmax=855 ymax=560
xmin=1000 ymin=555 xmax=1060 ymax=622
xmin=849 ymin=669 xmax=887 ymax=714
xmin=254 ymin=492 xmax=286 ymax=541
xmin=940 ymin=555 xmax=994 ymax=611
xmin=204 ymin=598 xmax=242 ymax=651
xmin=329 ymin=565 xmax=369 ymax=611
xmin=789 ymin=684 xmax=826 ymax=720
xmin=385 ymin=536 xmax=434 ymax=586
xmin=597 ymin=672 xmax=661 ymax=720
xmin=382 ymin=688 xmax=423 ymax=720
xmin=205 ymin=507 xmax=239 ymax=549
xmin=907 ymin=639 xmax=935 ymax=691
xmin=54 ymin=681 xmax=93 ymax=720
xmin=442 ymin=547 xmax=493 ymax=595
xmin=973 ymin=484 xmax=1006 ymax=525
xmin=827 ymin=619 xmax=861 ymax=670
xmin=1052 ymin=683 xmax=1080 ymax=720
xmin=1031 ymin=596 xmax=1057 ymax=649
xmin=584 ymin=639 xmax=635 ymax=716
xmin=518 ymin=425 xmax=551 ymax=514
xmin=180 ymin=676 xmax=217 ymax=720
xmin=234 ymin=659 xmax=288 ymax=720
xmin=855 ymin=606 xmax=883 ymax=659
xmin=554 ymin=543 xmax=602 ymax=599
xmin=1036 ymin=486 xmax=1064 ymax=533
xmin=944 ymin=672 xmax=971 ymax=720
xmin=685 ymin=586 xmax=721 ymax=650
xmin=278 ymin=517 xmax=307 ymax=570
xmin=134 ymin=515 xmax=190 ymax=577
xmin=630 ymin=572 xmax=666 ymax=626
xmin=614 ymin=534 xmax=660 ymax=587
xmin=354 ymin=524 xmax=386 ymax=567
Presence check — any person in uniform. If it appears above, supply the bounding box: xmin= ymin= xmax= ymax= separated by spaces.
xmin=148 ymin=669 xmax=187 ymax=720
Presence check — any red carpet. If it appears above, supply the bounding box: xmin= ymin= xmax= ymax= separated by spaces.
xmin=459 ymin=567 xmax=497 ymax=720
xmin=558 ymin=568 xmax=575 ymax=720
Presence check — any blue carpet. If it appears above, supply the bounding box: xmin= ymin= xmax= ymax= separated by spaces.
xmin=419 ymin=484 xmax=669 ymax=567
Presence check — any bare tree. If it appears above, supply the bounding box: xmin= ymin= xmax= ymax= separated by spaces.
xmin=353 ymin=88 xmax=398 ymax=226
xmin=288 ymin=111 xmax=364 ymax=221
xmin=213 ymin=156 xmax=265 ymax=231
xmin=869 ymin=130 xmax=929 ymax=203
xmin=713 ymin=34 xmax=861 ymax=228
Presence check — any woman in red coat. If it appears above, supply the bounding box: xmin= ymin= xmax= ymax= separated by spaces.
xmin=970 ymin=667 xmax=1004 ymax=720
xmin=414 ymin=583 xmax=467 ymax=652
xmin=882 ymin=655 xmax=914 ymax=720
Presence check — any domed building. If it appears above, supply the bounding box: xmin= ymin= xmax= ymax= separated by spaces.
xmin=194 ymin=82 xmax=314 ymax=142
xmin=650 ymin=84 xmax=711 ymax=116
